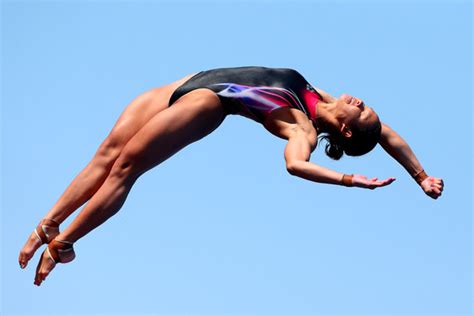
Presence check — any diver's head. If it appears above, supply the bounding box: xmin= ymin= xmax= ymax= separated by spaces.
xmin=318 ymin=94 xmax=381 ymax=160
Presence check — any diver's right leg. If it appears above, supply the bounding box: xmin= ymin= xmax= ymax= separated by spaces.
xmin=19 ymin=74 xmax=196 ymax=269
xmin=33 ymin=89 xmax=226 ymax=286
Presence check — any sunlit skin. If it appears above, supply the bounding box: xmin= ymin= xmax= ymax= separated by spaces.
xmin=18 ymin=75 xmax=444 ymax=286
xmin=315 ymin=93 xmax=443 ymax=192
xmin=318 ymin=93 xmax=378 ymax=135
xmin=322 ymin=94 xmax=396 ymax=188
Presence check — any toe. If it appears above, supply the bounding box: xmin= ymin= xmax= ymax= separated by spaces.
xmin=19 ymin=249 xmax=31 ymax=270
xmin=19 ymin=258 xmax=27 ymax=269
xmin=34 ymin=251 xmax=56 ymax=286
xmin=18 ymin=252 xmax=26 ymax=269
xmin=34 ymin=267 xmax=46 ymax=286
xmin=19 ymin=233 xmax=42 ymax=269
xmin=34 ymin=273 xmax=44 ymax=286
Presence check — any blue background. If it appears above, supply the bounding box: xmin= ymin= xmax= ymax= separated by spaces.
xmin=1 ymin=1 xmax=472 ymax=315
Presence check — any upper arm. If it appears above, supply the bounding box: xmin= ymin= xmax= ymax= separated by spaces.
xmin=284 ymin=129 xmax=313 ymax=167
xmin=380 ymin=122 xmax=394 ymax=146
xmin=262 ymin=107 xmax=317 ymax=166
xmin=380 ymin=122 xmax=406 ymax=153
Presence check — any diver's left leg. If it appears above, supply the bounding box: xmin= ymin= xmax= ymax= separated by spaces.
xmin=19 ymin=74 xmax=196 ymax=269
xmin=33 ymin=89 xmax=225 ymax=286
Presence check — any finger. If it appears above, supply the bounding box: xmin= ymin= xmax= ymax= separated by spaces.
xmin=376 ymin=178 xmax=395 ymax=187
xmin=432 ymin=187 xmax=442 ymax=195
xmin=432 ymin=183 xmax=443 ymax=190
xmin=432 ymin=190 xmax=441 ymax=198
xmin=370 ymin=177 xmax=378 ymax=182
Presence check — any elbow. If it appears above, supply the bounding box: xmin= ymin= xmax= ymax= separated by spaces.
xmin=286 ymin=161 xmax=300 ymax=176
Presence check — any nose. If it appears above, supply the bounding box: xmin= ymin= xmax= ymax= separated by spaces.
xmin=341 ymin=94 xmax=364 ymax=107
xmin=354 ymin=98 xmax=364 ymax=108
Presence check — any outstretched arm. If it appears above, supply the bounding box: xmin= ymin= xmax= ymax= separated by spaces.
xmin=284 ymin=127 xmax=394 ymax=189
xmin=264 ymin=107 xmax=394 ymax=189
xmin=379 ymin=122 xmax=444 ymax=199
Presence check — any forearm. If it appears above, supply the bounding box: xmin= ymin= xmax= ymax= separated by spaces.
xmin=379 ymin=124 xmax=443 ymax=198
xmin=287 ymin=160 xmax=344 ymax=185
xmin=380 ymin=127 xmax=424 ymax=177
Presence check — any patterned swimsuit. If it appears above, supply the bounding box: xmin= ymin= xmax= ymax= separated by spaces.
xmin=168 ymin=66 xmax=322 ymax=124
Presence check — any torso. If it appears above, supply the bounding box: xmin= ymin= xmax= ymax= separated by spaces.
xmin=168 ymin=66 xmax=323 ymax=125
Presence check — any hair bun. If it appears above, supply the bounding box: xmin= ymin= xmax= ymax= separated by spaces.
xmin=324 ymin=135 xmax=344 ymax=160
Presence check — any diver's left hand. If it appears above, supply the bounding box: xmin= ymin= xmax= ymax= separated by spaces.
xmin=420 ymin=176 xmax=444 ymax=199
xmin=352 ymin=174 xmax=396 ymax=190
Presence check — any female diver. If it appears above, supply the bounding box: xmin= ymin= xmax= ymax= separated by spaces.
xmin=18 ymin=66 xmax=444 ymax=286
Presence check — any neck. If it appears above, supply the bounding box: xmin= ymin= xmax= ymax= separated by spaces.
xmin=314 ymin=100 xmax=339 ymax=134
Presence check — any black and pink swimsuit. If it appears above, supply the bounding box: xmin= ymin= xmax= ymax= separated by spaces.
xmin=168 ymin=66 xmax=323 ymax=124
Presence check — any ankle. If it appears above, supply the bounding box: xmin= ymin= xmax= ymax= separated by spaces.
xmin=49 ymin=239 xmax=76 ymax=263
xmin=54 ymin=233 xmax=76 ymax=245
xmin=42 ymin=218 xmax=60 ymax=227
xmin=43 ymin=226 xmax=59 ymax=242
xmin=35 ymin=219 xmax=61 ymax=244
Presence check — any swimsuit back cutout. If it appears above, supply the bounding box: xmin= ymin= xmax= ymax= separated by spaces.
xmin=168 ymin=66 xmax=323 ymax=124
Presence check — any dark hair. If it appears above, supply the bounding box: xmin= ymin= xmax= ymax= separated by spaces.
xmin=319 ymin=119 xmax=382 ymax=160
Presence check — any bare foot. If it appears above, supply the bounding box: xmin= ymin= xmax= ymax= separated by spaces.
xmin=34 ymin=248 xmax=57 ymax=286
xmin=34 ymin=240 xmax=75 ymax=286
xmin=19 ymin=223 xmax=59 ymax=269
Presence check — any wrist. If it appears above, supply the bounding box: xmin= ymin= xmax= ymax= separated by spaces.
xmin=341 ymin=174 xmax=354 ymax=187
xmin=413 ymin=169 xmax=428 ymax=185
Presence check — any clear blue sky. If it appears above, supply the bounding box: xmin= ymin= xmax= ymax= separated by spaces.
xmin=1 ymin=1 xmax=472 ymax=315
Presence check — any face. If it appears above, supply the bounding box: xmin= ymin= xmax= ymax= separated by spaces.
xmin=336 ymin=93 xmax=379 ymax=132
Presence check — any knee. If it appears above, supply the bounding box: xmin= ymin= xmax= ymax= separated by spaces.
xmin=93 ymin=137 xmax=123 ymax=168
xmin=108 ymin=149 xmax=143 ymax=181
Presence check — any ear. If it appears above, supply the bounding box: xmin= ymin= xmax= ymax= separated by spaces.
xmin=340 ymin=123 xmax=352 ymax=138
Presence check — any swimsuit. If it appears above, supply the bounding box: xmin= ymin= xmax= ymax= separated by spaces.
xmin=168 ymin=66 xmax=323 ymax=124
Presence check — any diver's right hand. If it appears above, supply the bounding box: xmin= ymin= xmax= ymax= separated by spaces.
xmin=420 ymin=176 xmax=444 ymax=199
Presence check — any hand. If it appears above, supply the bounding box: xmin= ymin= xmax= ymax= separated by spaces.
xmin=351 ymin=174 xmax=396 ymax=190
xmin=420 ymin=176 xmax=444 ymax=199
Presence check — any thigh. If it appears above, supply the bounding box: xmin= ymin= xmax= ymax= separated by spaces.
xmin=99 ymin=73 xmax=198 ymax=153
xmin=113 ymin=88 xmax=226 ymax=177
